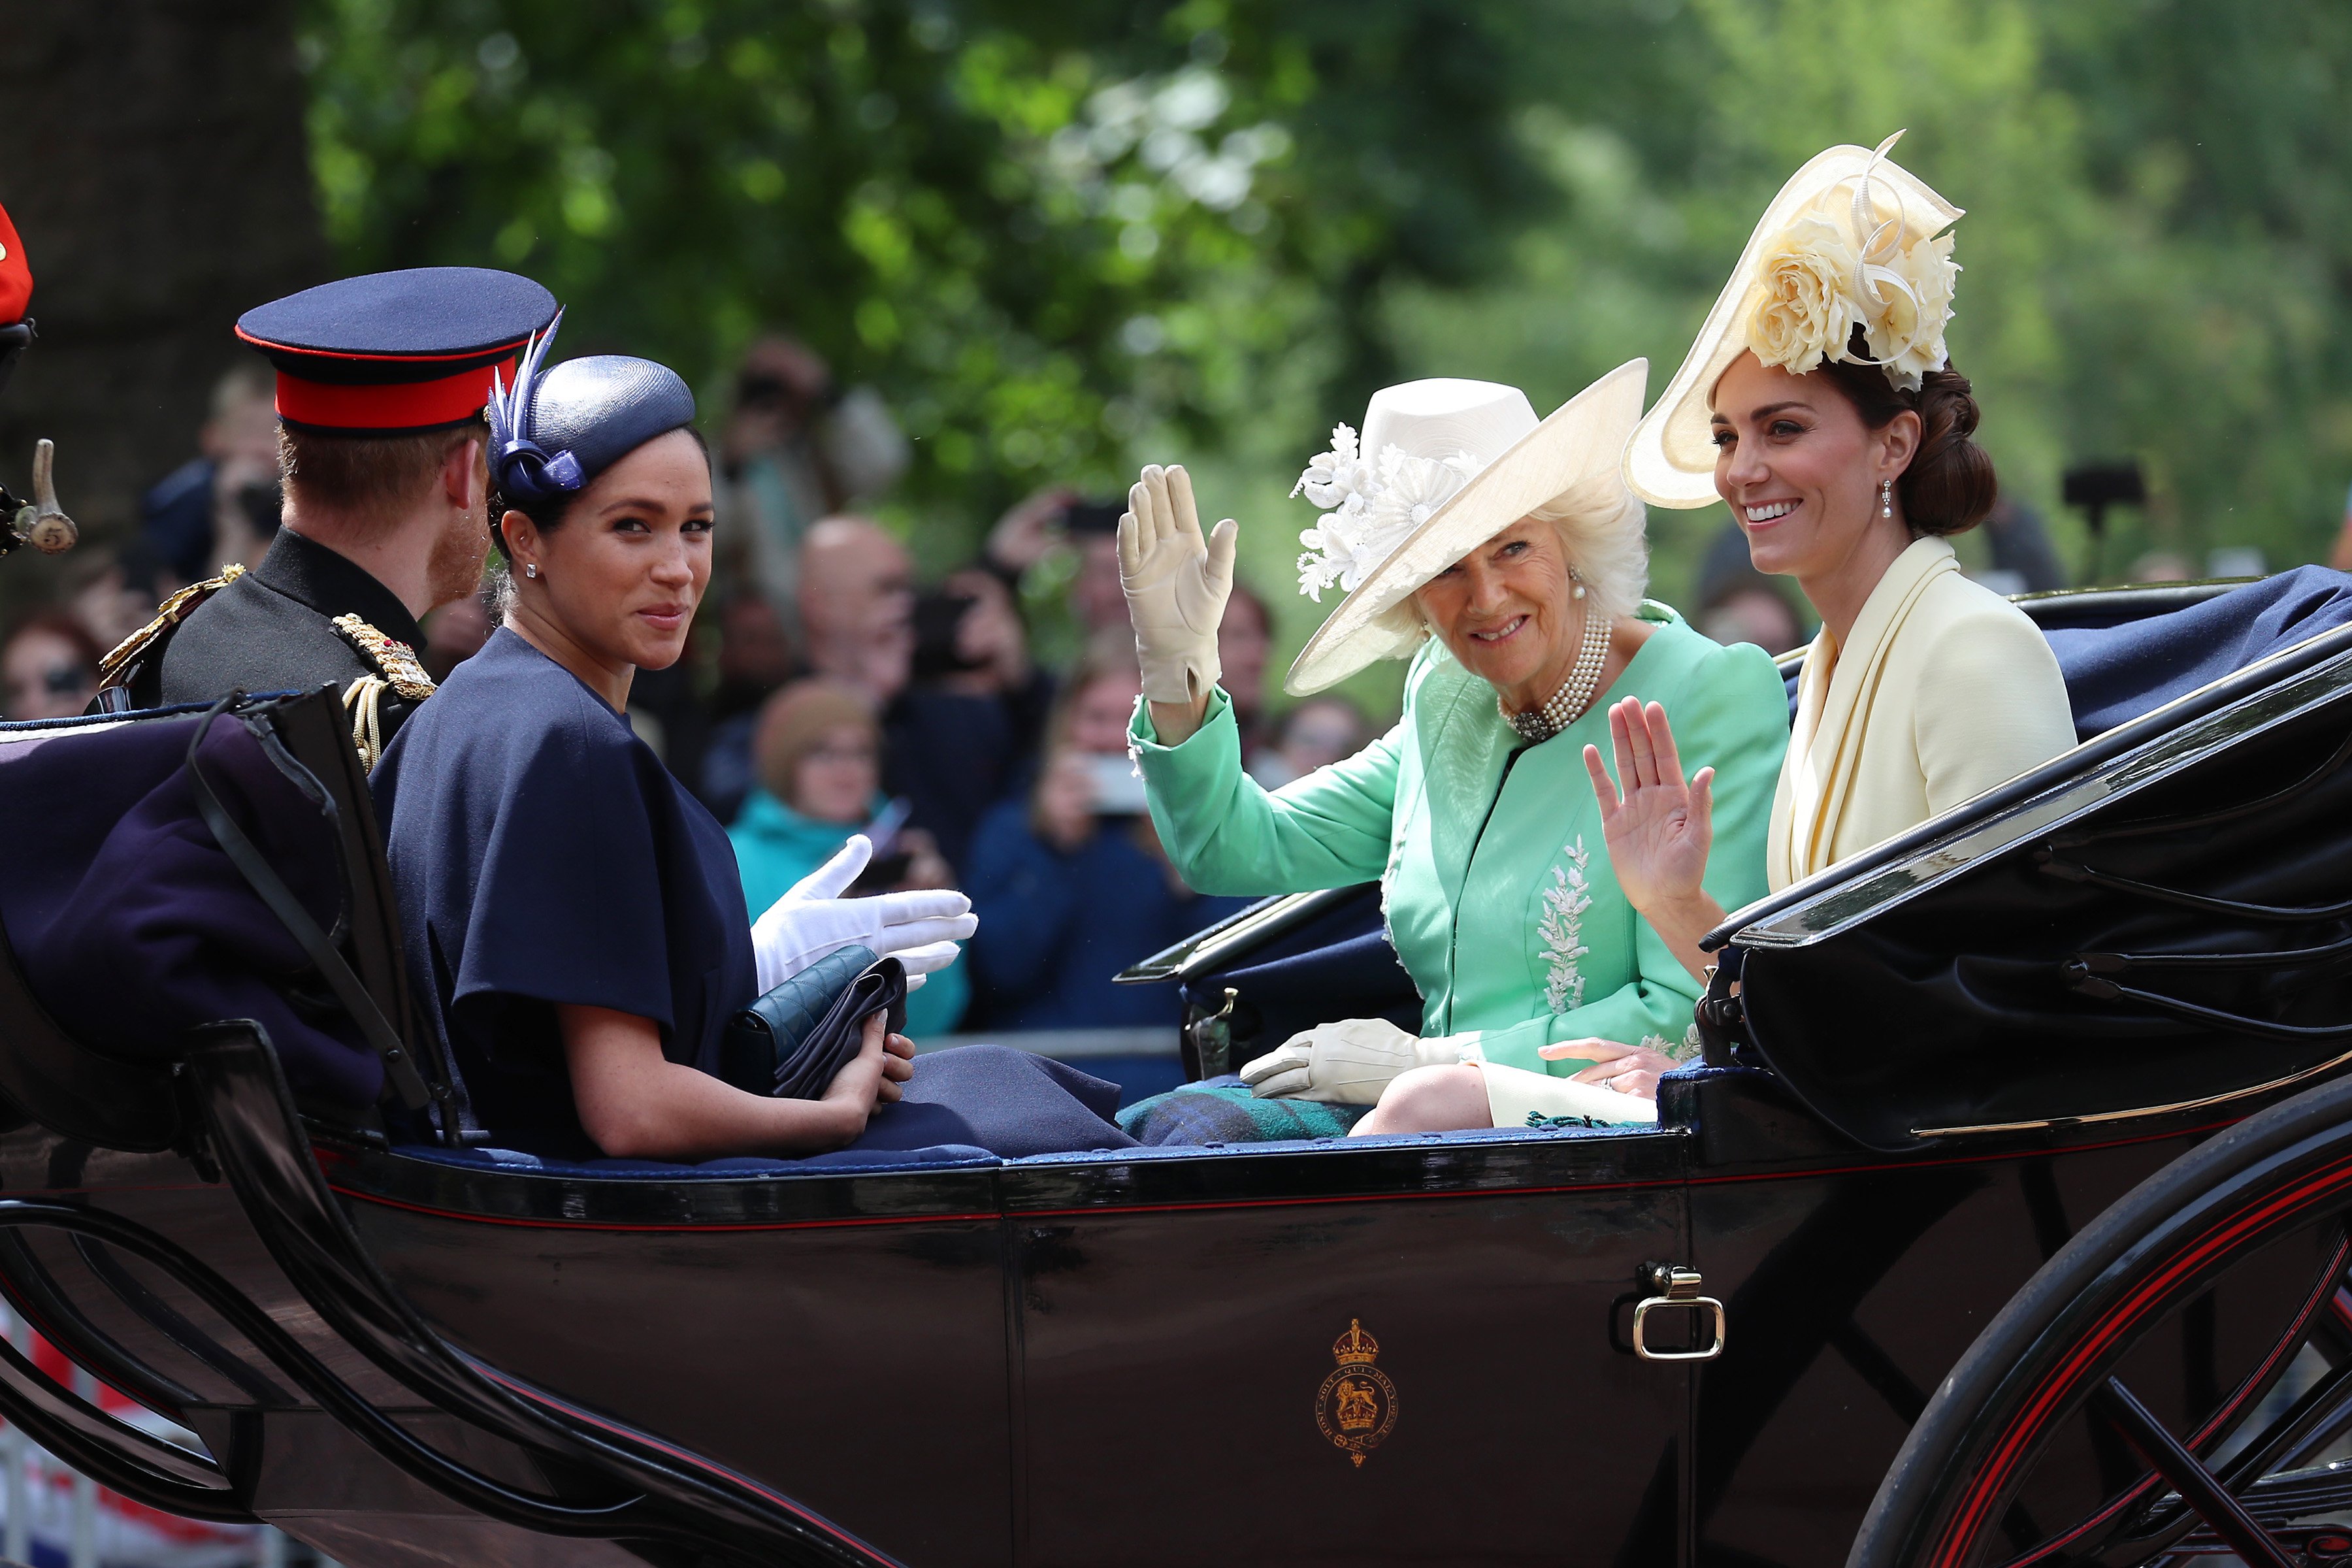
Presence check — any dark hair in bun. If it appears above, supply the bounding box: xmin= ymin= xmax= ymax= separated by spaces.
xmin=1815 ymin=328 xmax=1998 ymax=536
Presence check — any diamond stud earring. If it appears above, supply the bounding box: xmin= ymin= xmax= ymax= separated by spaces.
xmin=1880 ymin=479 xmax=1893 ymax=519
xmin=525 ymin=563 xmax=538 ymax=579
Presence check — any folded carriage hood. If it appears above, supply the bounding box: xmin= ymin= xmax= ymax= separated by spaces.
xmin=1720 ymin=608 xmax=2352 ymax=1154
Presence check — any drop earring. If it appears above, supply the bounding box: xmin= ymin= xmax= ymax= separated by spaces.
xmin=1880 ymin=480 xmax=1893 ymax=519
xmin=1571 ymin=568 xmax=1586 ymax=600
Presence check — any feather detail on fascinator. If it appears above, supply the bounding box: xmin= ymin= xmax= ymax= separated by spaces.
xmin=487 ymin=308 xmax=586 ymax=502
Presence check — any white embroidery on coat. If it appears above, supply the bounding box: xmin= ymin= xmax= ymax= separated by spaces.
xmin=1538 ymin=836 xmax=1593 ymax=1014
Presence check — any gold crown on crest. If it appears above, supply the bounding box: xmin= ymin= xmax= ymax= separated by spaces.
xmin=1332 ymin=1319 xmax=1379 ymax=1365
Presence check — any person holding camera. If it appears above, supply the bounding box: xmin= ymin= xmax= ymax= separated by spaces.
xmin=721 ymin=335 xmax=909 ymax=625
xmin=139 ymin=364 xmax=284 ymax=583
xmin=887 ymin=564 xmax=1058 ymax=870
xmin=963 ymin=643 xmax=1250 ymax=1031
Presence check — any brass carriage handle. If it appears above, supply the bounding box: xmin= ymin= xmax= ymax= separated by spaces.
xmin=1633 ymin=1263 xmax=1726 ymax=1364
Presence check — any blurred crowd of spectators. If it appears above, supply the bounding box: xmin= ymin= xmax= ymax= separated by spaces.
xmin=8 ymin=335 xmax=2298 ymax=1036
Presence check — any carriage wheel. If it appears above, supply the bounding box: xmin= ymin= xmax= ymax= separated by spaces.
xmin=1851 ymin=1072 xmax=2352 ymax=1568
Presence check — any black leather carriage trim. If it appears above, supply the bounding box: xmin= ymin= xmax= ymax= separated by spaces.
xmin=334 ymin=1129 xmax=1694 ymax=1227
xmin=2040 ymin=853 xmax=2352 ymax=923
xmin=328 ymin=1108 xmax=2253 ymax=1232
xmin=186 ymin=695 xmax=438 ymax=1112
xmin=181 ymin=1023 xmax=900 ymax=1567
xmin=1115 ymin=882 xmax=1369 ymax=986
xmin=334 ymin=1177 xmax=1004 ymax=1232
xmin=1912 ymin=1048 xmax=2352 ymax=1140
xmin=2050 ymin=711 xmax=2352 ymax=848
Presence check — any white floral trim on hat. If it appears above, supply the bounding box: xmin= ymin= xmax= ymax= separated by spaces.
xmin=1291 ymin=424 xmax=1483 ymax=602
xmin=1748 ymin=131 xmax=1960 ymax=393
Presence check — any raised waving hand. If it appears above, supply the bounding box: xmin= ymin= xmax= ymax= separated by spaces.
xmin=1583 ymin=696 xmax=1723 ymax=983
xmin=1120 ymin=463 xmax=1237 ymax=728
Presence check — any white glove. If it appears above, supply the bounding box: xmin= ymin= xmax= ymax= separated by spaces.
xmin=1239 ymin=1018 xmax=1479 ymax=1105
xmin=750 ymin=835 xmax=977 ymax=994
xmin=1120 ymin=463 xmax=1239 ymax=705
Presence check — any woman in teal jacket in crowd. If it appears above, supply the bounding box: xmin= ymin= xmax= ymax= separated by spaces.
xmin=728 ymin=677 xmax=969 ymax=1037
xmin=1119 ymin=363 xmax=1790 ymax=1134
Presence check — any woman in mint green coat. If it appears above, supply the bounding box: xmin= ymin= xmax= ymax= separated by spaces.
xmin=1117 ymin=362 xmax=1790 ymax=1133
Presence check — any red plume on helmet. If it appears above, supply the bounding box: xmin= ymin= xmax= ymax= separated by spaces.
xmin=0 ymin=199 xmax=28 ymax=327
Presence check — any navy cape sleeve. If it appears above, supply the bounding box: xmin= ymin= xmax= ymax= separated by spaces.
xmin=448 ymin=690 xmax=676 ymax=1029
xmin=377 ymin=629 xmax=757 ymax=1147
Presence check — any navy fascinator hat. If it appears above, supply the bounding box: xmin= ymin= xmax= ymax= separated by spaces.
xmin=486 ymin=310 xmax=698 ymax=505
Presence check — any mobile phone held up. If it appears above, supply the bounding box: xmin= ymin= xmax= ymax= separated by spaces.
xmin=1080 ymin=755 xmax=1149 ymax=816
xmin=847 ymin=799 xmax=916 ymax=895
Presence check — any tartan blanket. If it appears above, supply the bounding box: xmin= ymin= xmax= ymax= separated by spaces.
xmin=1116 ymin=1075 xmax=1370 ymax=1146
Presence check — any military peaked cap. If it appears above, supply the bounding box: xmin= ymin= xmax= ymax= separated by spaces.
xmin=237 ymin=267 xmax=558 ymax=436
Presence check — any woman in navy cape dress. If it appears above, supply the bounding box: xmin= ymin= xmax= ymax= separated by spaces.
xmin=374 ymin=329 xmax=1132 ymax=1162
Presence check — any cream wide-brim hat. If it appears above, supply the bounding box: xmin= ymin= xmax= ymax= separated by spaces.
xmin=1622 ymin=138 xmax=1964 ymax=510
xmin=1284 ymin=359 xmax=1650 ymax=695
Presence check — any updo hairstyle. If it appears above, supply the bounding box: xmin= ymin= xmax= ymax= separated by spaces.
xmin=1814 ymin=326 xmax=1997 ymax=536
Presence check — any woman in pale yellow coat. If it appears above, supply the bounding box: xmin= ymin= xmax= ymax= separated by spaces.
xmin=1571 ymin=135 xmax=2074 ymax=985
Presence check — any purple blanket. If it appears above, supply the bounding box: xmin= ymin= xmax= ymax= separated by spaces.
xmin=0 ymin=710 xmax=380 ymax=1113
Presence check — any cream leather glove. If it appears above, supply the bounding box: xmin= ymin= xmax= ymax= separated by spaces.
xmin=1119 ymin=463 xmax=1238 ymax=704
xmin=1239 ymin=1019 xmax=1480 ymax=1105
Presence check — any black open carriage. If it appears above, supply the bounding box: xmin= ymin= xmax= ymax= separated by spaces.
xmin=3 ymin=573 xmax=2352 ymax=1567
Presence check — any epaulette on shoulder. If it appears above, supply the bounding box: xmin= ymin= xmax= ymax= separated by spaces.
xmin=331 ymin=614 xmax=436 ymax=702
xmin=97 ymin=563 xmax=247 ymax=685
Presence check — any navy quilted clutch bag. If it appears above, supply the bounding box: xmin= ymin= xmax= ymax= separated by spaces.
xmin=719 ymin=945 xmax=909 ymax=1099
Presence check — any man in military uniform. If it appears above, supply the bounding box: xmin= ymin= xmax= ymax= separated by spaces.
xmin=102 ymin=268 xmax=558 ymax=765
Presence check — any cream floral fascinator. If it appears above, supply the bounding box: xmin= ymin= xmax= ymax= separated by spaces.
xmin=1624 ymin=132 xmax=1964 ymax=510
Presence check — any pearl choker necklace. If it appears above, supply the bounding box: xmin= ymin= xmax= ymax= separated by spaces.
xmin=1501 ymin=589 xmax=1610 ymax=744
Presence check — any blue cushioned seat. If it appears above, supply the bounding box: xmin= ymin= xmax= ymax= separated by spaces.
xmin=392 ymin=1141 xmax=1000 ymax=1179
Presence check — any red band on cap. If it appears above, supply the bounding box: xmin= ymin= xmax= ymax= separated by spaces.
xmin=274 ymin=362 xmax=508 ymax=431
xmin=0 ymin=200 xmax=31 ymax=325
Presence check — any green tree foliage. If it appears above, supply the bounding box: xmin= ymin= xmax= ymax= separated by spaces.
xmin=298 ymin=0 xmax=1573 ymax=542
xmin=1384 ymin=0 xmax=2352 ymax=604
xmin=302 ymin=0 xmax=2352 ymax=705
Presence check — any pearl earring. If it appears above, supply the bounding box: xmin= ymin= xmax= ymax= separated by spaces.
xmin=1880 ymin=480 xmax=1893 ymax=519
xmin=524 ymin=563 xmax=538 ymax=579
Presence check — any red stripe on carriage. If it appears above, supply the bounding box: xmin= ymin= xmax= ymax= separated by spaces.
xmin=1977 ymin=1230 xmax=2352 ymax=1567
xmin=1933 ymin=1149 xmax=2352 ymax=1565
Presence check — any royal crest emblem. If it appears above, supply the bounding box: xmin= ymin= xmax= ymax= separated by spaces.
xmin=1315 ymin=1318 xmax=1398 ymax=1467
